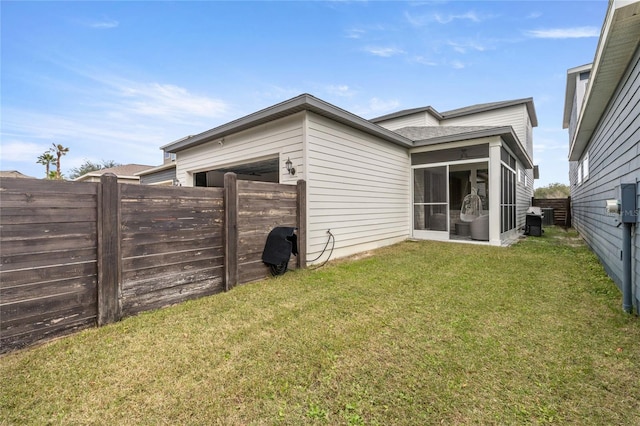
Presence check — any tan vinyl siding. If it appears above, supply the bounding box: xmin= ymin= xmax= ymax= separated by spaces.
xmin=175 ymin=114 xmax=304 ymax=186
xmin=306 ymin=112 xmax=410 ymax=261
xmin=375 ymin=112 xmax=440 ymax=131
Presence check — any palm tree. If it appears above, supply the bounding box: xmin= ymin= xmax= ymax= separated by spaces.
xmin=36 ymin=151 xmax=56 ymax=178
xmin=50 ymin=143 xmax=70 ymax=180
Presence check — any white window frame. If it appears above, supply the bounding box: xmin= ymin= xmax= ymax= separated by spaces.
xmin=577 ymin=163 xmax=583 ymax=185
xmin=582 ymin=152 xmax=589 ymax=181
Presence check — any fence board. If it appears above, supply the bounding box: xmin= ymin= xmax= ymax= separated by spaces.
xmin=122 ymin=247 xmax=223 ymax=272
xmin=0 ymin=177 xmax=97 ymax=194
xmin=1 ymin=276 xmax=97 ymax=304
xmin=0 ymin=207 xmax=97 ymax=224
xmin=1 ymin=192 xmax=97 ymax=208
xmin=0 ymin=307 xmax=97 ymax=353
xmin=121 ymin=268 xmax=224 ymax=297
xmin=1 ymin=247 xmax=97 ymax=271
xmin=122 ymin=237 xmax=221 ymax=258
xmin=0 ymin=222 xmax=96 ymax=241
xmin=122 ymin=276 xmax=224 ymax=316
xmin=1 ymin=234 xmax=96 ymax=256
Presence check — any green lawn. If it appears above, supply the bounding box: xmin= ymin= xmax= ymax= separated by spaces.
xmin=1 ymin=227 xmax=638 ymax=425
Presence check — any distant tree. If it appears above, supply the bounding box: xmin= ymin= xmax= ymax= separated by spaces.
xmin=36 ymin=151 xmax=56 ymax=178
xmin=534 ymin=183 xmax=570 ymax=199
xmin=69 ymin=159 xmax=121 ymax=180
xmin=50 ymin=143 xmax=70 ymax=180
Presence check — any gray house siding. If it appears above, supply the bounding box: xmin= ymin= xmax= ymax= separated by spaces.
xmin=140 ymin=167 xmax=176 ymax=185
xmin=570 ymin=45 xmax=640 ymax=309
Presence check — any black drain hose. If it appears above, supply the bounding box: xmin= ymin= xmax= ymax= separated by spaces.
xmin=307 ymin=229 xmax=335 ymax=269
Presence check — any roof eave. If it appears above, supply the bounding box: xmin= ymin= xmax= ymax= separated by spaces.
xmin=369 ymin=106 xmax=443 ymax=123
xmin=161 ymin=94 xmax=414 ymax=153
xmin=135 ymin=162 xmax=176 ymax=176
xmin=568 ymin=0 xmax=640 ymax=161
xmin=442 ymin=98 xmax=538 ymax=128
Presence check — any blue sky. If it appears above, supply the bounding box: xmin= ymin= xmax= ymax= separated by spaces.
xmin=1 ymin=1 xmax=608 ymax=186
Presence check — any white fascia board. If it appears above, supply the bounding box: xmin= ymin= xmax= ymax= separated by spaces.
xmin=568 ymin=0 xmax=640 ymax=161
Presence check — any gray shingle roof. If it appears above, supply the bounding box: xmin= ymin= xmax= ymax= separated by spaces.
xmin=90 ymin=164 xmax=154 ymax=176
xmin=392 ymin=126 xmax=496 ymax=142
xmin=370 ymin=98 xmax=538 ymax=127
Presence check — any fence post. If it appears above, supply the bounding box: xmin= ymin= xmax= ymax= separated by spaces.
xmin=97 ymin=173 xmax=121 ymax=325
xmin=296 ymin=180 xmax=307 ymax=269
xmin=224 ymin=173 xmax=238 ymax=291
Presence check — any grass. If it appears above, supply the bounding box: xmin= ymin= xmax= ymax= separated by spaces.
xmin=1 ymin=227 xmax=639 ymax=425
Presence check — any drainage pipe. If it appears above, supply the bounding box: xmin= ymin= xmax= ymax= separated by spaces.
xmin=622 ymin=222 xmax=633 ymax=313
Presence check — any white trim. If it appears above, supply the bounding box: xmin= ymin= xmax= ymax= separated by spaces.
xmin=410 ymin=157 xmax=489 ymax=169
xmin=410 ymin=136 xmax=497 ymax=154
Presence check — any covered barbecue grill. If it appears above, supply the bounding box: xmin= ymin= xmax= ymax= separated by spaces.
xmin=262 ymin=226 xmax=298 ymax=275
xmin=525 ymin=206 xmax=544 ymax=237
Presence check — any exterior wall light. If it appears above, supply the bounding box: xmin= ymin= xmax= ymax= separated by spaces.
xmin=285 ymin=157 xmax=296 ymax=176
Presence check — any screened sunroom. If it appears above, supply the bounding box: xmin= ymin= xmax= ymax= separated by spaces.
xmin=409 ymin=130 xmax=532 ymax=246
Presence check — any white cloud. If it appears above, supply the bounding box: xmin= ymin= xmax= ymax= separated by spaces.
xmin=451 ymin=60 xmax=465 ymax=69
xmin=82 ymin=18 xmax=119 ymax=29
xmin=327 ymin=85 xmax=355 ymax=97
xmin=0 ymin=140 xmax=49 ymax=162
xmin=363 ymin=46 xmax=405 ymax=57
xmin=368 ymin=97 xmax=400 ymax=113
xmin=405 ymin=10 xmax=492 ymax=27
xmin=0 ymin=74 xmax=231 ymax=176
xmin=447 ymin=40 xmax=488 ymax=54
xmin=345 ymin=28 xmax=366 ymax=39
xmin=526 ymin=27 xmax=600 ymax=39
xmin=434 ymin=11 xmax=481 ymax=24
xmin=527 ymin=12 xmax=542 ymax=19
xmin=90 ymin=19 xmax=120 ymax=29
xmin=118 ymin=82 xmax=228 ymax=120
xmin=411 ymin=56 xmax=438 ymax=66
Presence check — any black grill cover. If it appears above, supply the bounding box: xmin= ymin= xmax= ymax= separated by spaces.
xmin=262 ymin=227 xmax=298 ymax=266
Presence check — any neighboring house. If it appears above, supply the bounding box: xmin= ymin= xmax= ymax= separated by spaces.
xmin=563 ymin=0 xmax=640 ymax=313
xmin=161 ymin=93 xmax=537 ymax=262
xmin=0 ymin=170 xmax=36 ymax=179
xmin=136 ymin=152 xmax=177 ymax=186
xmin=73 ymin=164 xmax=154 ymax=184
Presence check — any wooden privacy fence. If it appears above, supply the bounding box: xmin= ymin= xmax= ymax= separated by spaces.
xmin=0 ymin=174 xmax=306 ymax=353
xmin=531 ymin=197 xmax=572 ymax=228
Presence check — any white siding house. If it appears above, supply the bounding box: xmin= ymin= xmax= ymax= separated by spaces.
xmin=564 ymin=0 xmax=640 ymax=313
xmin=161 ymin=93 xmax=537 ymax=264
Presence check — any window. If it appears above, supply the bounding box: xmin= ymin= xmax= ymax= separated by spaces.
xmin=500 ymin=151 xmax=517 ymax=233
xmin=577 ymin=163 xmax=583 ymax=185
xmin=582 ymin=152 xmax=589 ymax=181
